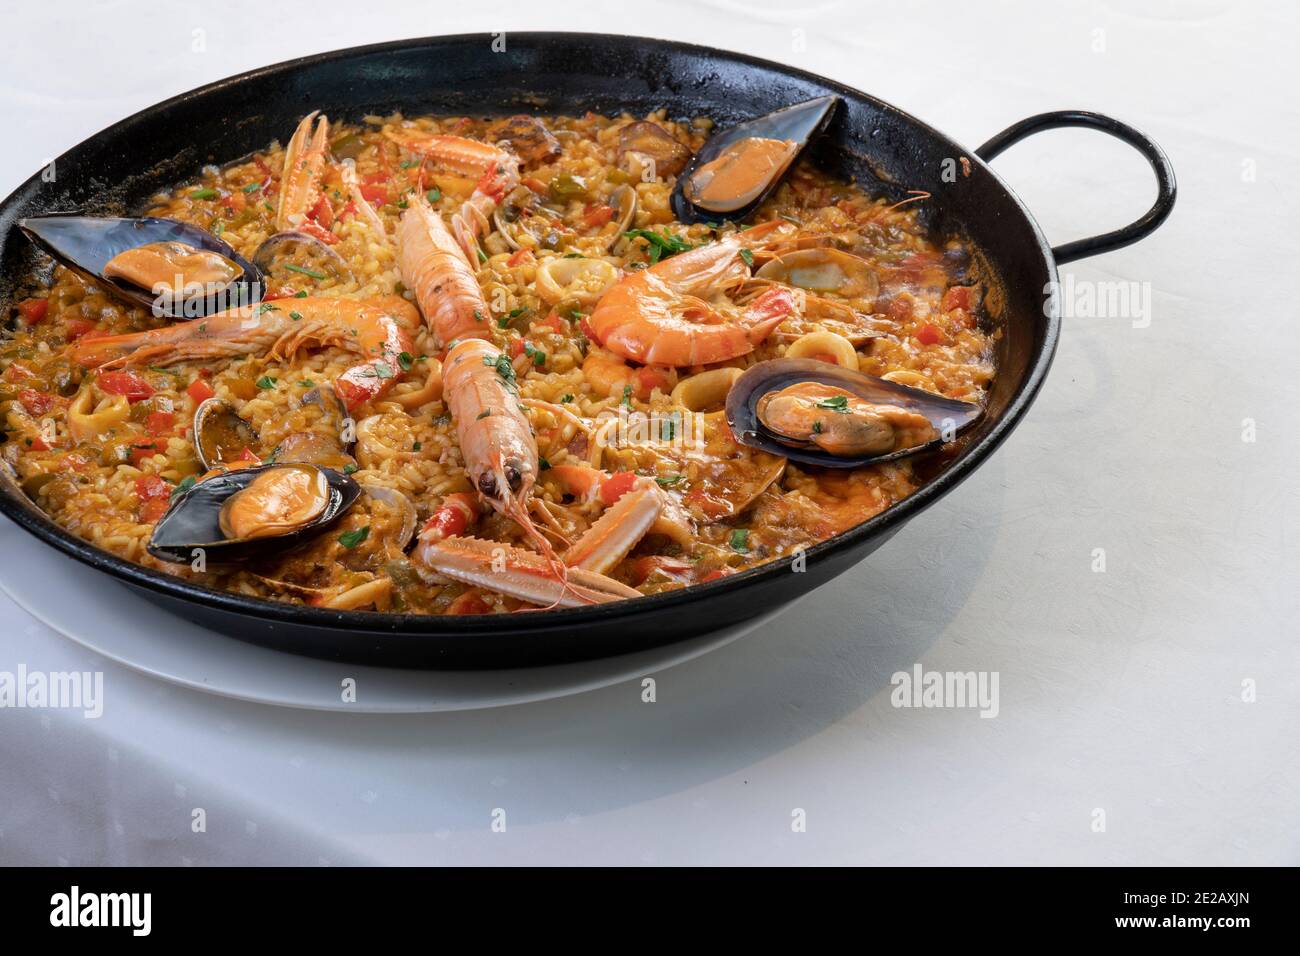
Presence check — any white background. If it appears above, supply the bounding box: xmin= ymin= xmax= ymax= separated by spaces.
xmin=0 ymin=0 xmax=1296 ymax=864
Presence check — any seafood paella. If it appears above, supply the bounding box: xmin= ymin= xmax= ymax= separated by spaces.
xmin=0 ymin=100 xmax=996 ymax=615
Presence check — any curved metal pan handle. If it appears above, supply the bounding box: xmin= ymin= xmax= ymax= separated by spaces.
xmin=976 ymin=110 xmax=1176 ymax=264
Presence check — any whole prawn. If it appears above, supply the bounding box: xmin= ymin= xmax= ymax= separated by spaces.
xmin=588 ymin=221 xmax=799 ymax=367
xmin=71 ymin=296 xmax=418 ymax=412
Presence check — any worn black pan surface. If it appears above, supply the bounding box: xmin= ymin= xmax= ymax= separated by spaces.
xmin=0 ymin=34 xmax=1175 ymax=668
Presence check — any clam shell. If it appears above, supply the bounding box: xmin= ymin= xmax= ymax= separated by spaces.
xmin=725 ymin=358 xmax=981 ymax=468
xmin=18 ymin=215 xmax=263 ymax=319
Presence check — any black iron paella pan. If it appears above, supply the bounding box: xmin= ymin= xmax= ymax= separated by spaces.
xmin=0 ymin=33 xmax=1175 ymax=668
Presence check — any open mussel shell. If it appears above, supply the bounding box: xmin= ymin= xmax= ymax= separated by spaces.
xmin=670 ymin=96 xmax=839 ymax=224
xmin=147 ymin=463 xmax=360 ymax=564
xmin=17 ymin=215 xmax=263 ymax=319
xmin=725 ymin=358 xmax=981 ymax=469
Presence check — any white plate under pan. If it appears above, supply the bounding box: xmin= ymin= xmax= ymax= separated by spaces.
xmin=0 ymin=516 xmax=791 ymax=713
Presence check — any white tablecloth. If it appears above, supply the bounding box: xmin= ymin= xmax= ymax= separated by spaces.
xmin=1 ymin=0 xmax=1296 ymax=865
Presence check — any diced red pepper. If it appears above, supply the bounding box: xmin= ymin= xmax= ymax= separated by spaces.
xmin=446 ymin=591 xmax=492 ymax=615
xmin=129 ymin=443 xmax=159 ymax=467
xmin=309 ymin=195 xmax=334 ymax=229
xmin=27 ymin=434 xmax=50 ymax=452
xmin=98 ymin=370 xmax=153 ymax=402
xmin=17 ymin=389 xmax=56 ymax=416
xmin=523 ymin=176 xmax=548 ymax=194
xmin=599 ymin=471 xmax=638 ymax=506
xmin=581 ymin=204 xmax=615 ymax=229
xmin=139 ymin=499 xmax=169 ymax=523
xmin=135 ymin=474 xmax=171 ymax=501
xmin=579 ymin=315 xmax=596 ymax=341
xmin=63 ymin=316 xmax=97 ymax=340
xmin=187 ymin=379 xmax=216 ymax=404
xmin=536 ymin=311 xmax=566 ymax=335
xmin=685 ymin=487 xmax=732 ymax=520
xmin=144 ymin=410 xmax=175 ymax=437
xmin=338 ymin=200 xmax=359 ymax=220
xmin=701 ymin=568 xmax=735 ymax=583
xmin=915 ymin=323 xmax=943 ymax=346
xmin=633 ymin=365 xmax=671 ymax=400
xmin=941 ymin=285 xmax=974 ymax=313
xmin=507 ymin=249 xmax=535 ymax=268
xmin=359 ymin=183 xmax=388 ymax=204
xmin=17 ymin=298 xmax=49 ymax=324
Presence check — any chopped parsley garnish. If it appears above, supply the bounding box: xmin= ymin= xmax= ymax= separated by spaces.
xmin=815 ymin=395 xmax=850 ymax=412
xmin=484 ymin=353 xmax=516 ymax=390
xmin=621 ymin=384 xmax=634 ymax=408
xmin=256 ymin=302 xmax=278 ymax=315
xmin=285 ymin=264 xmax=327 ymax=280
xmin=812 ymin=420 xmax=823 ymax=434
xmin=190 ymin=188 xmax=218 ymax=200
xmin=398 ymin=351 xmax=414 ymax=371
xmin=299 ymin=379 xmax=314 ymax=387
xmin=559 ymin=394 xmax=574 ymax=403
xmin=412 ymin=441 xmax=422 ymax=451
xmin=255 ymin=375 xmax=277 ymax=389
xmin=739 ymin=248 xmax=754 ymax=268
xmin=399 ymin=160 xmax=420 ymax=169
xmin=523 ymin=341 xmax=545 ymax=367
xmin=242 ymin=181 xmax=262 ymax=193
xmin=175 ymin=475 xmax=197 ymax=495
xmin=343 ymin=463 xmax=358 ymax=474
xmin=538 ymin=455 xmax=551 ymax=470
xmin=426 ymin=188 xmax=441 ymax=203
xmin=371 ymin=362 xmax=394 ymax=379
xmin=655 ymin=475 xmax=684 ymax=488
xmin=338 ymin=526 xmax=370 ymax=549
xmin=289 ymin=311 xmax=302 ymax=321
xmin=295 ymin=290 xmax=308 ymax=298
xmin=729 ymin=529 xmax=750 ymax=553
xmin=476 ymin=247 xmax=488 ymax=264
xmin=623 ymin=228 xmax=695 ymax=264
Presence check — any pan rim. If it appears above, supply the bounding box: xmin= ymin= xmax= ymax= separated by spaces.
xmin=0 ymin=32 xmax=1061 ymax=639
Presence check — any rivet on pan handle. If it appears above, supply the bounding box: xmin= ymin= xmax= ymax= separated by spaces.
xmin=976 ymin=110 xmax=1177 ymax=265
